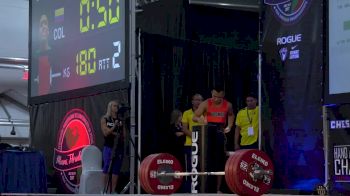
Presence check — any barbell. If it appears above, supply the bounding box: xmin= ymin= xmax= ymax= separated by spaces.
xmin=138 ymin=149 xmax=274 ymax=195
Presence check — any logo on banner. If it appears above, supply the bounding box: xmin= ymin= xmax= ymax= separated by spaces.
xmin=276 ymin=34 xmax=302 ymax=61
xmin=191 ymin=130 xmax=199 ymax=193
xmin=315 ymin=185 xmax=327 ymax=195
xmin=264 ymin=0 xmax=312 ymax=25
xmin=333 ymin=145 xmax=350 ymax=182
xmin=53 ymin=108 xmax=95 ymax=193
xmin=289 ymin=45 xmax=299 ymax=59
xmin=279 ymin=47 xmax=288 ymax=61
xmin=330 ymin=120 xmax=350 ymax=129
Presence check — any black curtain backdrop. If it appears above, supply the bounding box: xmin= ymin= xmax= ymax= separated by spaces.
xmin=261 ymin=0 xmax=324 ymax=191
xmin=136 ymin=0 xmax=186 ymax=39
xmin=140 ymin=32 xmax=258 ymax=157
xmin=30 ymin=89 xmax=129 ymax=193
xmin=185 ymin=3 xmax=259 ymax=51
xmin=137 ymin=1 xmax=260 ymax=161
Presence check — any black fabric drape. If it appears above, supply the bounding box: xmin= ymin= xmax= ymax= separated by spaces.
xmin=140 ymin=32 xmax=259 ymax=157
xmin=261 ymin=0 xmax=324 ymax=191
xmin=136 ymin=0 xmax=186 ymax=39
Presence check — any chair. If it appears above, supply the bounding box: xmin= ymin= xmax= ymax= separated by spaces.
xmin=79 ymin=145 xmax=104 ymax=194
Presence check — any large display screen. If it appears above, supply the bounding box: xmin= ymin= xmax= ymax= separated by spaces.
xmin=29 ymin=0 xmax=127 ymax=104
xmin=325 ymin=0 xmax=350 ymax=104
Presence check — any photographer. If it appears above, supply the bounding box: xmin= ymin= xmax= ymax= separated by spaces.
xmin=101 ymin=100 xmax=125 ymax=193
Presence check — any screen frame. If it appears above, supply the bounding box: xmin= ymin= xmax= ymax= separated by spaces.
xmin=28 ymin=0 xmax=130 ymax=105
xmin=324 ymin=0 xmax=350 ymax=105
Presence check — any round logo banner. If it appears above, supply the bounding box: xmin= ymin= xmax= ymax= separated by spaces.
xmin=53 ymin=108 xmax=95 ymax=193
xmin=264 ymin=0 xmax=312 ymax=25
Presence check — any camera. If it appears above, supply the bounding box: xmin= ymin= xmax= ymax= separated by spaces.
xmin=117 ymin=103 xmax=131 ymax=121
xmin=113 ymin=120 xmax=123 ymax=133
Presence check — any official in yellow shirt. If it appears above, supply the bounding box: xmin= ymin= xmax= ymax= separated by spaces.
xmin=235 ymin=94 xmax=259 ymax=150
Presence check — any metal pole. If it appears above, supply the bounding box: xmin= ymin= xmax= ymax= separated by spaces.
xmin=322 ymin=105 xmax=329 ymax=190
xmin=157 ymin=169 xmax=272 ymax=177
xmin=158 ymin=171 xmax=226 ymax=177
xmin=0 ymin=57 xmax=28 ymax=65
xmin=188 ymin=0 xmax=259 ymax=12
xmin=137 ymin=28 xmax=142 ymax=194
xmin=0 ymin=122 xmax=29 ymax=126
xmin=258 ymin=0 xmax=262 ymax=150
xmin=129 ymin=0 xmax=137 ymax=194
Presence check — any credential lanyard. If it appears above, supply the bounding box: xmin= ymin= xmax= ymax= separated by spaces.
xmin=246 ymin=108 xmax=253 ymax=126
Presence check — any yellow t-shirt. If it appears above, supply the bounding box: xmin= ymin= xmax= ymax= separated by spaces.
xmin=235 ymin=106 xmax=259 ymax=146
xmin=181 ymin=108 xmax=201 ymax=146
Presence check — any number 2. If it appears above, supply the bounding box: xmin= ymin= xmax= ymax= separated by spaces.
xmin=112 ymin=41 xmax=121 ymax=69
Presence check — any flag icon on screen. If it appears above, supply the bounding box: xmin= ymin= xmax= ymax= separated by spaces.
xmin=55 ymin=8 xmax=64 ymax=23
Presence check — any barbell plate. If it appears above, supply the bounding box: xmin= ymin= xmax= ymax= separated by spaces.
xmin=225 ymin=149 xmax=246 ymax=194
xmin=139 ymin=154 xmax=153 ymax=193
xmin=225 ymin=155 xmax=235 ymax=193
xmin=231 ymin=150 xmax=251 ymax=195
xmin=231 ymin=149 xmax=274 ymax=196
xmin=144 ymin=154 xmax=165 ymax=194
xmin=144 ymin=154 xmax=160 ymax=194
xmin=231 ymin=149 xmax=259 ymax=195
xmin=225 ymin=152 xmax=237 ymax=193
xmin=146 ymin=153 xmax=183 ymax=195
xmin=139 ymin=154 xmax=158 ymax=193
xmin=139 ymin=154 xmax=151 ymax=193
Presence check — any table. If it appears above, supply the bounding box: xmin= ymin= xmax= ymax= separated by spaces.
xmin=0 ymin=149 xmax=47 ymax=193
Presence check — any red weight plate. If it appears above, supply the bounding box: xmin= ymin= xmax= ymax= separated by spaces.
xmin=139 ymin=154 xmax=158 ymax=194
xmin=231 ymin=150 xmax=252 ymax=195
xmin=146 ymin=153 xmax=183 ymax=195
xmin=145 ymin=154 xmax=162 ymax=194
xmin=225 ymin=155 xmax=236 ymax=193
xmin=140 ymin=154 xmax=154 ymax=193
xmin=234 ymin=150 xmax=262 ymax=196
xmin=248 ymin=149 xmax=274 ymax=194
xmin=139 ymin=154 xmax=151 ymax=193
xmin=225 ymin=150 xmax=248 ymax=194
xmin=225 ymin=155 xmax=234 ymax=192
xmin=232 ymin=149 xmax=274 ymax=196
xmin=142 ymin=154 xmax=158 ymax=194
xmin=140 ymin=155 xmax=154 ymax=193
